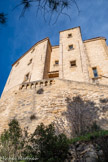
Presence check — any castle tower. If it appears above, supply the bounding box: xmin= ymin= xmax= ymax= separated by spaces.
xmin=59 ymin=27 xmax=90 ymax=82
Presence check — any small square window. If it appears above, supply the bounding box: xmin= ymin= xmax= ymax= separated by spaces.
xmin=92 ymin=67 xmax=98 ymax=78
xmin=55 ymin=60 xmax=59 ymax=65
xmin=68 ymin=33 xmax=72 ymax=38
xmin=28 ymin=59 xmax=32 ymax=65
xmin=70 ymin=60 xmax=76 ymax=67
xmin=68 ymin=45 xmax=74 ymax=50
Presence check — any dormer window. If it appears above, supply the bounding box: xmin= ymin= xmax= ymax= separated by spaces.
xmin=28 ymin=59 xmax=32 ymax=65
xmin=68 ymin=33 xmax=72 ymax=38
xmin=68 ymin=45 xmax=74 ymax=50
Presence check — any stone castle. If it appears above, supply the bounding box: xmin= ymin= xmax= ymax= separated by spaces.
xmin=0 ymin=27 xmax=108 ymax=135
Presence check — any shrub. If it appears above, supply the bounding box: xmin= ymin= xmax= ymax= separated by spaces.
xmin=37 ymin=88 xmax=44 ymax=94
xmin=23 ymin=123 xmax=70 ymax=162
xmin=30 ymin=114 xmax=36 ymax=120
xmin=0 ymin=119 xmax=24 ymax=161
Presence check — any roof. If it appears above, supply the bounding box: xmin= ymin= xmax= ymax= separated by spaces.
xmin=59 ymin=26 xmax=80 ymax=33
xmin=84 ymin=37 xmax=106 ymax=43
xmin=12 ymin=27 xmax=107 ymax=67
xmin=12 ymin=37 xmax=52 ymax=66
xmin=52 ymin=45 xmax=59 ymax=49
xmin=59 ymin=26 xmax=106 ymax=42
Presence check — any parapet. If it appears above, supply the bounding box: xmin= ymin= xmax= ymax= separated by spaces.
xmin=19 ymin=78 xmax=56 ymax=90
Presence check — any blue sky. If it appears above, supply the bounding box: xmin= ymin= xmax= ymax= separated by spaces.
xmin=0 ymin=0 xmax=108 ymax=96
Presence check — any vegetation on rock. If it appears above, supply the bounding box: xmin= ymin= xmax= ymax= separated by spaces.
xmin=0 ymin=119 xmax=108 ymax=162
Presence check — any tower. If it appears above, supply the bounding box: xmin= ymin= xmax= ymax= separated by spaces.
xmin=59 ymin=27 xmax=90 ymax=82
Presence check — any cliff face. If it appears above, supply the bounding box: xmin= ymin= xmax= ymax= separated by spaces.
xmin=0 ymin=79 xmax=108 ymax=136
xmin=66 ymin=135 xmax=108 ymax=162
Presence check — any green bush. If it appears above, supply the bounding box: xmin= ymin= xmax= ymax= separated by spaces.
xmin=23 ymin=123 xmax=70 ymax=162
xmin=0 ymin=119 xmax=107 ymax=162
xmin=0 ymin=119 xmax=24 ymax=161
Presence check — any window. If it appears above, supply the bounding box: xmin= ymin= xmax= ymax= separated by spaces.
xmin=24 ymin=73 xmax=30 ymax=82
xmin=68 ymin=33 xmax=72 ymax=38
xmin=92 ymin=67 xmax=98 ymax=78
xmin=70 ymin=60 xmax=76 ymax=67
xmin=31 ymin=48 xmax=35 ymax=53
xmin=28 ymin=59 xmax=32 ymax=65
xmin=54 ymin=60 xmax=59 ymax=65
xmin=68 ymin=45 xmax=74 ymax=50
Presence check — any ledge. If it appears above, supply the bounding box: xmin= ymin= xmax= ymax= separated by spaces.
xmin=92 ymin=76 xmax=101 ymax=80
xmin=19 ymin=78 xmax=55 ymax=90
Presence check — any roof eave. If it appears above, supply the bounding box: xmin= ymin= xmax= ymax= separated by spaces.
xmin=12 ymin=37 xmax=51 ymax=67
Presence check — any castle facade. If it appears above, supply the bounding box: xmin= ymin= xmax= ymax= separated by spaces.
xmin=2 ymin=26 xmax=108 ymax=95
xmin=0 ymin=27 xmax=108 ymax=136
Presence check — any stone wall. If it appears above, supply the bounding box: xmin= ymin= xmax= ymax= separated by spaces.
xmin=0 ymin=79 xmax=108 ymax=136
xmin=49 ymin=46 xmax=59 ymax=72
